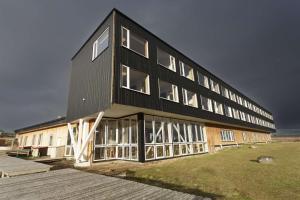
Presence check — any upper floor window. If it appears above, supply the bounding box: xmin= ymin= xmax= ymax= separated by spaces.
xmin=157 ymin=48 xmax=176 ymax=71
xmin=229 ymin=91 xmax=237 ymax=102
xmin=182 ymin=88 xmax=198 ymax=108
xmin=221 ymin=86 xmax=229 ymax=98
xmin=244 ymin=100 xmax=248 ymax=108
xmin=92 ymin=28 xmax=109 ymax=60
xmin=232 ymin=108 xmax=240 ymax=119
xmin=240 ymin=111 xmax=246 ymax=121
xmin=224 ymin=105 xmax=233 ymax=117
xmin=179 ymin=61 xmax=194 ymax=81
xmin=200 ymin=96 xmax=213 ymax=112
xmin=159 ymin=80 xmax=179 ymax=102
xmin=237 ymin=96 xmax=243 ymax=105
xmin=121 ymin=65 xmax=150 ymax=94
xmin=121 ymin=27 xmax=149 ymax=58
xmin=210 ymin=79 xmax=220 ymax=94
xmin=197 ymin=72 xmax=210 ymax=89
xmin=214 ymin=101 xmax=224 ymax=115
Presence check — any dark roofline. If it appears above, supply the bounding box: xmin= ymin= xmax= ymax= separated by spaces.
xmin=15 ymin=117 xmax=66 ymax=133
xmin=71 ymin=8 xmax=273 ymax=115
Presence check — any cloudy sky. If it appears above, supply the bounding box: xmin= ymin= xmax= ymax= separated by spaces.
xmin=0 ymin=0 xmax=299 ymax=131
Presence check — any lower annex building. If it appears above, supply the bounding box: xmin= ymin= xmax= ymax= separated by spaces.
xmin=15 ymin=9 xmax=275 ymax=166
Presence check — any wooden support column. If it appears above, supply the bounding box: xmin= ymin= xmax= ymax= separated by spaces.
xmin=137 ymin=113 xmax=145 ymax=163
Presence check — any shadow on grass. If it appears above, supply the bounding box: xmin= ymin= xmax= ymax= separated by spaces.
xmin=123 ymin=170 xmax=224 ymax=200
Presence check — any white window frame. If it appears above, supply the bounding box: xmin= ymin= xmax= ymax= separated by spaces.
xmin=158 ymin=79 xmax=179 ymax=103
xmin=121 ymin=65 xmax=150 ymax=95
xmin=157 ymin=48 xmax=176 ymax=72
xmin=213 ymin=101 xmax=224 ymax=115
xmin=210 ymin=79 xmax=220 ymax=94
xmin=92 ymin=27 xmax=109 ymax=61
xmin=179 ymin=61 xmax=194 ymax=81
xmin=121 ymin=26 xmax=149 ymax=58
xmin=182 ymin=88 xmax=198 ymax=108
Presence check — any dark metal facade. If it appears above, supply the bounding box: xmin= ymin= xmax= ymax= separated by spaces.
xmin=66 ymin=13 xmax=114 ymax=122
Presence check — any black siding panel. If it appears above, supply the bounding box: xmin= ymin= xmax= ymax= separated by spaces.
xmin=113 ymin=12 xmax=274 ymax=133
xmin=66 ymin=13 xmax=114 ymax=122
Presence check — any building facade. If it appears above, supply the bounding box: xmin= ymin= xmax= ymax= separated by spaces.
xmin=15 ymin=9 xmax=275 ymax=165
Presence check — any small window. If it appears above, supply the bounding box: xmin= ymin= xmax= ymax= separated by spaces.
xmin=221 ymin=86 xmax=229 ymax=98
xmin=121 ymin=65 xmax=150 ymax=94
xmin=121 ymin=27 xmax=148 ymax=58
xmin=179 ymin=61 xmax=194 ymax=81
xmin=232 ymin=108 xmax=240 ymax=119
xmin=229 ymin=91 xmax=237 ymax=102
xmin=224 ymin=105 xmax=233 ymax=117
xmin=210 ymin=79 xmax=220 ymax=94
xmin=92 ymin=28 xmax=109 ymax=60
xmin=214 ymin=101 xmax=224 ymax=115
xmin=157 ymin=48 xmax=176 ymax=71
xmin=182 ymin=88 xmax=198 ymax=108
xmin=240 ymin=111 xmax=246 ymax=121
xmin=49 ymin=135 xmax=53 ymax=146
xmin=159 ymin=80 xmax=179 ymax=102
xmin=197 ymin=72 xmax=210 ymax=89
xmin=200 ymin=96 xmax=213 ymax=112
xmin=38 ymin=134 xmax=43 ymax=146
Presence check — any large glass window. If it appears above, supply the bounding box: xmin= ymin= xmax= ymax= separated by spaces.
xmin=220 ymin=130 xmax=235 ymax=142
xmin=179 ymin=61 xmax=194 ymax=81
xmin=210 ymin=79 xmax=220 ymax=94
xmin=214 ymin=101 xmax=224 ymax=115
xmin=229 ymin=91 xmax=237 ymax=102
xmin=200 ymin=96 xmax=213 ymax=112
xmin=92 ymin=28 xmax=109 ymax=60
xmin=182 ymin=88 xmax=198 ymax=108
xmin=121 ymin=27 xmax=148 ymax=58
xmin=232 ymin=108 xmax=240 ymax=119
xmin=121 ymin=65 xmax=150 ymax=94
xmin=144 ymin=115 xmax=208 ymax=161
xmin=197 ymin=72 xmax=210 ymax=89
xmin=224 ymin=105 xmax=233 ymax=117
xmin=221 ymin=86 xmax=229 ymax=98
xmin=159 ymin=80 xmax=178 ymax=102
xmin=157 ymin=48 xmax=176 ymax=71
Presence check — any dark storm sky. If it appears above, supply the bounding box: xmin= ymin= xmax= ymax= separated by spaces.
xmin=0 ymin=0 xmax=299 ymax=131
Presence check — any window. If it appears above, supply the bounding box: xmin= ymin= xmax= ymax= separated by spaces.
xmin=197 ymin=72 xmax=210 ymax=89
xmin=240 ymin=111 xmax=246 ymax=121
xmin=237 ymin=96 xmax=243 ymax=105
xmin=232 ymin=108 xmax=240 ymax=119
xmin=38 ymin=134 xmax=43 ymax=146
xmin=49 ymin=135 xmax=53 ymax=146
xmin=157 ymin=48 xmax=176 ymax=71
xmin=179 ymin=61 xmax=194 ymax=80
xmin=229 ymin=91 xmax=236 ymax=102
xmin=224 ymin=105 xmax=233 ymax=117
xmin=159 ymin=80 xmax=179 ymax=102
xmin=200 ymin=96 xmax=213 ymax=112
xmin=23 ymin=136 xmax=28 ymax=146
xmin=121 ymin=65 xmax=150 ymax=94
xmin=220 ymin=130 xmax=235 ymax=142
xmin=92 ymin=28 xmax=109 ymax=60
xmin=182 ymin=88 xmax=198 ymax=108
xmin=121 ymin=27 xmax=148 ymax=58
xmin=210 ymin=79 xmax=220 ymax=94
xmin=221 ymin=86 xmax=229 ymax=98
xmin=214 ymin=101 xmax=224 ymax=115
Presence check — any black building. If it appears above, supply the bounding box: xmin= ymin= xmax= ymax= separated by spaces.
xmin=64 ymin=9 xmax=275 ymax=164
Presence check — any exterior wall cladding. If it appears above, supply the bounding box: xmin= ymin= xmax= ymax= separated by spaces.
xmin=66 ymin=9 xmax=275 ymax=162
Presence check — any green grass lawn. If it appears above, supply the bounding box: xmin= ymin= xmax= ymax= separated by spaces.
xmin=127 ymin=142 xmax=300 ymax=200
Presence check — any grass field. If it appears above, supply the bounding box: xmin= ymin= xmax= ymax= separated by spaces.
xmin=126 ymin=142 xmax=300 ymax=200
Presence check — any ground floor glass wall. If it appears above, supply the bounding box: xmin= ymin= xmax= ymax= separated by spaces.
xmin=144 ymin=115 xmax=208 ymax=161
xmin=94 ymin=116 xmax=138 ymax=161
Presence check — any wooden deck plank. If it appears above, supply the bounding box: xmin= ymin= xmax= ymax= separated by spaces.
xmin=0 ymin=168 xmax=203 ymax=200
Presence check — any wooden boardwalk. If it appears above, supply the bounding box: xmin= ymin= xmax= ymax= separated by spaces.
xmin=0 ymin=168 xmax=204 ymax=200
xmin=0 ymin=156 xmax=51 ymax=177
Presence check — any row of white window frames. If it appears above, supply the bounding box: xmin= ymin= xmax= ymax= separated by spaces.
xmin=91 ymin=26 xmax=272 ymax=122
xmin=19 ymin=134 xmax=53 ymax=147
xmin=121 ymin=64 xmax=274 ymax=129
xmin=120 ymin=26 xmax=273 ymax=121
